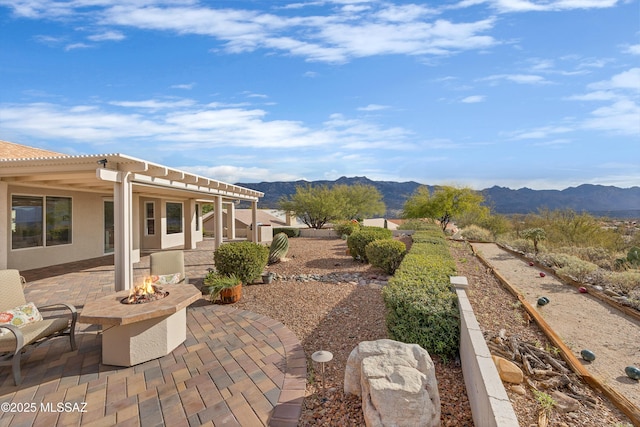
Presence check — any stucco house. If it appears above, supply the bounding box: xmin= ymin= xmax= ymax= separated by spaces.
xmin=202 ymin=208 xmax=302 ymax=242
xmin=0 ymin=140 xmax=263 ymax=291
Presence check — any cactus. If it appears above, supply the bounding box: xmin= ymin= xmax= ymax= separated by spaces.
xmin=268 ymin=232 xmax=289 ymax=265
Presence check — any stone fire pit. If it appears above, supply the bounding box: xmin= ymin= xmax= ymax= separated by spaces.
xmin=79 ymin=284 xmax=201 ymax=366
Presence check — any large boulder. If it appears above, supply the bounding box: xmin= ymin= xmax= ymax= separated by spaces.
xmin=344 ymin=339 xmax=440 ymax=427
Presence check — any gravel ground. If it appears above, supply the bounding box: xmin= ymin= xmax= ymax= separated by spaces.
xmin=224 ymin=236 xmax=632 ymax=426
xmin=232 ymin=237 xmax=472 ymax=426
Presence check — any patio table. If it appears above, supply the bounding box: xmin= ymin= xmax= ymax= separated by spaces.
xmin=78 ymin=284 xmax=201 ymax=366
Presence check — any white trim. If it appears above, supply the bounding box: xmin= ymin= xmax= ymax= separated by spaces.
xmin=144 ymin=201 xmax=156 ymax=236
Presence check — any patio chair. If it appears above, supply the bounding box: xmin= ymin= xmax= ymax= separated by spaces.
xmin=0 ymin=269 xmax=77 ymax=386
xmin=150 ymin=250 xmax=188 ymax=284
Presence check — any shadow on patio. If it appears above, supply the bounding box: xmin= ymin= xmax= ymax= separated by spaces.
xmin=0 ymin=239 xmax=305 ymax=426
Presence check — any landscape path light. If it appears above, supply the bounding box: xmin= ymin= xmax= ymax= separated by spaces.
xmin=311 ymin=350 xmax=333 ymax=398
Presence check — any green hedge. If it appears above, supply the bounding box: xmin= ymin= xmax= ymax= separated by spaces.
xmin=347 ymin=227 xmax=393 ymax=262
xmin=272 ymin=227 xmax=300 ymax=238
xmin=333 ymin=220 xmax=360 ymax=237
xmin=213 ymin=241 xmax=269 ymax=284
xmin=365 ymin=239 xmax=407 ymax=274
xmin=382 ymin=229 xmax=460 ymax=360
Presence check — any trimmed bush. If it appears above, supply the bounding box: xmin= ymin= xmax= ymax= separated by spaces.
xmin=365 ymin=239 xmax=407 ymax=274
xmin=272 ymin=227 xmax=300 ymax=238
xmin=213 ymin=241 xmax=269 ymax=284
xmin=382 ymin=229 xmax=460 ymax=360
xmin=347 ymin=227 xmax=393 ymax=262
xmin=333 ymin=220 xmax=360 ymax=237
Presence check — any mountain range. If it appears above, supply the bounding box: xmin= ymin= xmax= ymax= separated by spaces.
xmin=235 ymin=176 xmax=640 ymax=219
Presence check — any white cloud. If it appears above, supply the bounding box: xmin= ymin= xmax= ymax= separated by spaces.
xmin=509 ymin=125 xmax=573 ymax=139
xmin=3 ymin=1 xmax=499 ymax=62
xmin=0 ymin=100 xmax=417 ymax=151
xmin=65 ymin=42 xmax=92 ymax=50
xmin=481 ymin=74 xmax=550 ymax=84
xmin=461 ymin=95 xmax=485 ymax=103
xmin=357 ymin=104 xmax=390 ymax=111
xmin=87 ymin=30 xmax=125 ymax=41
xmin=582 ymin=99 xmax=640 ymax=135
xmin=589 ymin=67 xmax=640 ymax=91
xmin=623 ymin=44 xmax=640 ymax=55
xmin=109 ymin=99 xmax=197 ymax=110
xmin=171 ymin=83 xmax=196 ymax=90
xmin=483 ymin=0 xmax=619 ymax=13
xmin=180 ymin=165 xmax=298 ymax=184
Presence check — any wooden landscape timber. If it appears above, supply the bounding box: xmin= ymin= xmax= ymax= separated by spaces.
xmin=469 ymin=244 xmax=640 ymax=426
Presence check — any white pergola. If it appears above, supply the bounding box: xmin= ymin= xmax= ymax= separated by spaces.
xmin=0 ymin=153 xmax=263 ymax=290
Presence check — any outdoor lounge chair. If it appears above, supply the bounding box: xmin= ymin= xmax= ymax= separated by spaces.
xmin=150 ymin=250 xmax=188 ymax=284
xmin=0 ymin=269 xmax=77 ymax=386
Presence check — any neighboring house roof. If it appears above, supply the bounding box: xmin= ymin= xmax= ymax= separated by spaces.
xmin=0 ymin=140 xmax=67 ymax=159
xmin=203 ymin=209 xmax=287 ymax=227
xmin=363 ymin=218 xmax=399 ymax=230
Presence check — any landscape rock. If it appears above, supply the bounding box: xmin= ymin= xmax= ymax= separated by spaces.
xmin=550 ymin=390 xmax=580 ymax=413
xmin=344 ymin=339 xmax=440 ymax=427
xmin=492 ymin=355 xmax=524 ymax=384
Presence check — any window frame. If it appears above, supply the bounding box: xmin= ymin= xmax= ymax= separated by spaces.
xmin=145 ymin=201 xmax=156 ymax=236
xmin=11 ymin=194 xmax=73 ymax=250
xmin=166 ymin=201 xmax=183 ymax=235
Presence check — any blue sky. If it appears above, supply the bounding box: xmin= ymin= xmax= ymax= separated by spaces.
xmin=1 ymin=0 xmax=638 ymax=190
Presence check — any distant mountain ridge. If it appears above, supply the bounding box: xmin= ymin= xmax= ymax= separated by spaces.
xmin=235 ymin=177 xmax=640 ymax=219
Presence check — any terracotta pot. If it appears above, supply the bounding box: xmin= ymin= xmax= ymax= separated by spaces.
xmin=220 ymin=284 xmax=242 ymax=304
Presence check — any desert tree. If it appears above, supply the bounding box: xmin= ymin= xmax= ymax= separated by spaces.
xmin=402 ymin=185 xmax=488 ymax=232
xmin=278 ymin=183 xmax=386 ymax=229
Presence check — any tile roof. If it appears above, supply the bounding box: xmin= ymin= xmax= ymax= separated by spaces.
xmin=0 ymin=140 xmax=67 ymax=159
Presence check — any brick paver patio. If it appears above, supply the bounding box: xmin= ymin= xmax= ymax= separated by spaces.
xmin=0 ymin=240 xmax=306 ymax=426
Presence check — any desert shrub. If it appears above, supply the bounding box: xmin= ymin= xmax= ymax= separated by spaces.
xmin=460 ymin=225 xmax=494 ymax=242
xmin=365 ymin=239 xmax=407 ymax=274
xmin=503 ymin=238 xmax=534 ymax=254
xmin=333 ymin=220 xmax=360 ymax=237
xmin=556 ymin=259 xmax=598 ymax=283
xmin=537 ymin=252 xmax=575 ymax=269
xmin=347 ymin=227 xmax=393 ymax=262
xmin=272 ymin=227 xmax=300 ymax=238
xmin=601 ymin=270 xmax=640 ymax=294
xmin=382 ymin=229 xmax=460 ymax=360
xmin=397 ymin=219 xmax=440 ymax=231
xmin=557 ymin=246 xmax=612 ymax=269
xmin=213 ymin=241 xmax=269 ymax=284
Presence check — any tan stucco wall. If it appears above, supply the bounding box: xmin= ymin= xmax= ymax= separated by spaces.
xmin=6 ymin=185 xmax=111 ymax=271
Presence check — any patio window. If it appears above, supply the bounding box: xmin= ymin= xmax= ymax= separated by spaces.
xmin=11 ymin=195 xmax=72 ymax=249
xmin=145 ymin=202 xmax=155 ymax=236
xmin=166 ymin=202 xmax=183 ymax=234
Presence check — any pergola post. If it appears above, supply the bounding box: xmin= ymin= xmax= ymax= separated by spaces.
xmin=251 ymin=201 xmax=258 ymax=243
xmin=226 ymin=202 xmax=236 ymax=240
xmin=0 ymin=182 xmax=8 ymax=269
xmin=114 ymin=171 xmax=133 ymax=291
xmin=214 ymin=195 xmax=223 ymax=250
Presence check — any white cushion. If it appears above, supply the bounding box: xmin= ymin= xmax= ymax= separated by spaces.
xmin=150 ymin=273 xmax=182 ymax=285
xmin=0 ymin=302 xmax=43 ymax=336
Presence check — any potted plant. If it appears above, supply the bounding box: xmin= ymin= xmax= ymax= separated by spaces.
xmin=205 ymin=273 xmax=242 ymax=304
xmin=201 ymin=269 xmax=217 ymax=295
